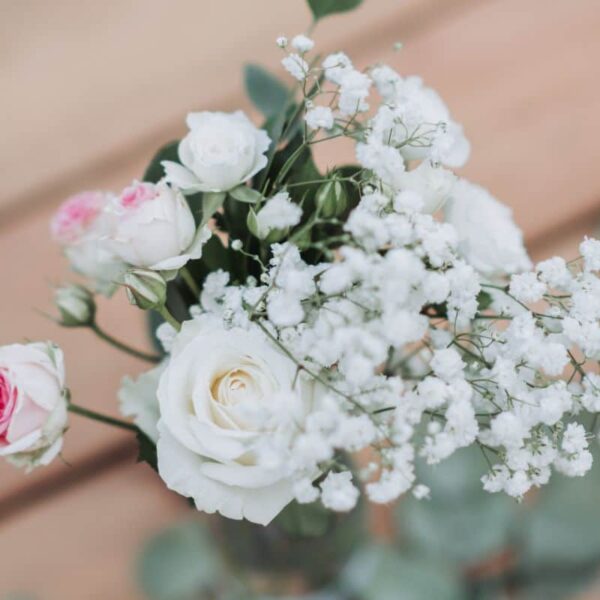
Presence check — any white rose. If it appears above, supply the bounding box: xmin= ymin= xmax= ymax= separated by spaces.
xmin=107 ymin=180 xmax=211 ymax=273
xmin=162 ymin=111 xmax=271 ymax=193
xmin=398 ymin=161 xmax=456 ymax=213
xmin=0 ymin=342 xmax=68 ymax=471
xmin=51 ymin=191 xmax=126 ymax=296
xmin=156 ymin=316 xmax=321 ymax=525
xmin=445 ymin=178 xmax=532 ymax=276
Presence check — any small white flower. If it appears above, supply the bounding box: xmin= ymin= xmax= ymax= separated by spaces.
xmin=276 ymin=36 xmax=288 ymax=48
xmin=255 ymin=192 xmax=302 ymax=238
xmin=509 ymin=272 xmax=546 ymax=303
xmin=282 ymin=53 xmax=309 ymax=81
xmin=580 ymin=237 xmax=600 ymax=272
xmin=320 ymin=471 xmax=359 ymax=511
xmin=291 ymin=34 xmax=314 ymax=53
xmin=305 ymin=106 xmax=334 ymax=130
xmin=322 ymin=52 xmax=353 ymax=85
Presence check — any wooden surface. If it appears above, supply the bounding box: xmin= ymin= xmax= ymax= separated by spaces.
xmin=1 ymin=0 xmax=600 ymax=597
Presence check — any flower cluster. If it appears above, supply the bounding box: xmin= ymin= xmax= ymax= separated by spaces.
xmin=3 ymin=29 xmax=600 ymax=528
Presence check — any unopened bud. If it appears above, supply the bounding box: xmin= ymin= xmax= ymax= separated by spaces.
xmin=55 ymin=284 xmax=95 ymax=327
xmin=316 ymin=178 xmax=348 ymax=218
xmin=123 ymin=269 xmax=167 ymax=310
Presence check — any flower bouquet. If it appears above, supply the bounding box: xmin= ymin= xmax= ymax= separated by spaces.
xmin=4 ymin=0 xmax=600 ymax=563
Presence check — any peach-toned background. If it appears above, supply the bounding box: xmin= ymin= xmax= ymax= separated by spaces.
xmin=1 ymin=0 xmax=600 ymax=597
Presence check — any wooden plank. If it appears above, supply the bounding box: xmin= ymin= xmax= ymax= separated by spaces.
xmin=0 ymin=0 xmax=458 ymax=216
xmin=0 ymin=463 xmax=188 ymax=600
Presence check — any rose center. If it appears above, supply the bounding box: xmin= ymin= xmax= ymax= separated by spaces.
xmin=120 ymin=182 xmax=158 ymax=208
xmin=0 ymin=370 xmax=17 ymax=442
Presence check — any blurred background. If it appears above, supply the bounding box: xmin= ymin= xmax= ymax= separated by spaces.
xmin=1 ymin=0 xmax=600 ymax=598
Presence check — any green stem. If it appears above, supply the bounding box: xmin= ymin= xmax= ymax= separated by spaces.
xmin=158 ymin=305 xmax=182 ymax=332
xmin=180 ymin=267 xmax=200 ymax=298
xmin=91 ymin=323 xmax=161 ymax=363
xmin=68 ymin=403 xmax=138 ymax=433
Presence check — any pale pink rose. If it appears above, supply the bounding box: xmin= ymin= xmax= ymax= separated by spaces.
xmin=0 ymin=342 xmax=68 ymax=471
xmin=51 ymin=191 xmax=107 ymax=244
xmin=106 ymin=180 xmax=210 ymax=273
xmin=51 ymin=191 xmax=125 ymax=295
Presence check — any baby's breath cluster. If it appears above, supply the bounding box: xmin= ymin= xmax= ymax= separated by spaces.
xmin=35 ymin=29 xmax=600 ymax=526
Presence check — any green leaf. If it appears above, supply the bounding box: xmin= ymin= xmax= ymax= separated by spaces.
xmin=307 ymin=0 xmax=363 ymax=21
xmin=396 ymin=448 xmax=517 ymax=566
xmin=136 ymin=430 xmax=158 ymax=472
xmin=137 ymin=521 xmax=221 ymax=600
xmin=339 ymin=544 xmax=464 ymax=600
xmin=199 ymin=192 xmax=226 ymax=227
xmin=143 ymin=141 xmax=179 ymax=183
xmin=275 ymin=501 xmax=331 ymax=538
xmin=244 ymin=64 xmax=289 ymax=118
xmin=520 ymin=461 xmax=600 ymax=569
xmin=477 ymin=290 xmax=493 ymax=311
xmin=229 ymin=185 xmax=263 ymax=204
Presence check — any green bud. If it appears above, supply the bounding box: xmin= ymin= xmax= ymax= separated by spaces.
xmin=123 ymin=269 xmax=167 ymax=310
xmin=315 ymin=178 xmax=347 ymax=218
xmin=55 ymin=284 xmax=96 ymax=327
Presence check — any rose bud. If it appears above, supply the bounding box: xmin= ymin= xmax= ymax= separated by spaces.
xmin=0 ymin=342 xmax=68 ymax=471
xmin=162 ymin=111 xmax=271 ymax=194
xmin=51 ymin=191 xmax=126 ymax=296
xmin=124 ymin=269 xmax=167 ymax=310
xmin=55 ymin=284 xmax=96 ymax=327
xmin=316 ymin=177 xmax=348 ymax=218
xmin=107 ymin=180 xmax=210 ymax=274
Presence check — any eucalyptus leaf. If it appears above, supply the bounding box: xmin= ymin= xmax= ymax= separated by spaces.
xmin=396 ymin=448 xmax=517 ymax=566
xmin=229 ymin=185 xmax=263 ymax=204
xmin=138 ymin=521 xmax=221 ymax=600
xmin=244 ymin=64 xmax=289 ymax=118
xmin=340 ymin=544 xmax=463 ymax=600
xmin=275 ymin=500 xmax=331 ymax=538
xmin=143 ymin=140 xmax=179 ymax=183
xmin=519 ymin=461 xmax=600 ymax=569
xmin=307 ymin=0 xmax=363 ymax=21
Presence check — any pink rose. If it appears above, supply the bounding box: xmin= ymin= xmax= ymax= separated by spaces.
xmin=0 ymin=342 xmax=68 ymax=471
xmin=51 ymin=191 xmax=125 ymax=295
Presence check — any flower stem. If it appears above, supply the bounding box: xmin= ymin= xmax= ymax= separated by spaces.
xmin=90 ymin=323 xmax=161 ymax=364
xmin=68 ymin=403 xmax=138 ymax=433
xmin=180 ymin=267 xmax=200 ymax=298
xmin=157 ymin=305 xmax=182 ymax=332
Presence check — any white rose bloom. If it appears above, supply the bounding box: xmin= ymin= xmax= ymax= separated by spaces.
xmin=445 ymin=178 xmax=531 ymax=276
xmin=107 ymin=180 xmax=210 ymax=273
xmin=0 ymin=342 xmax=68 ymax=471
xmin=51 ymin=191 xmax=126 ymax=296
xmin=398 ymin=161 xmax=456 ymax=213
xmin=156 ymin=316 xmax=322 ymax=525
xmin=162 ymin=111 xmax=271 ymax=194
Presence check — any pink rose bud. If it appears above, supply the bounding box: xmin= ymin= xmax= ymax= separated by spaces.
xmin=51 ymin=191 xmax=125 ymax=296
xmin=0 ymin=342 xmax=68 ymax=471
